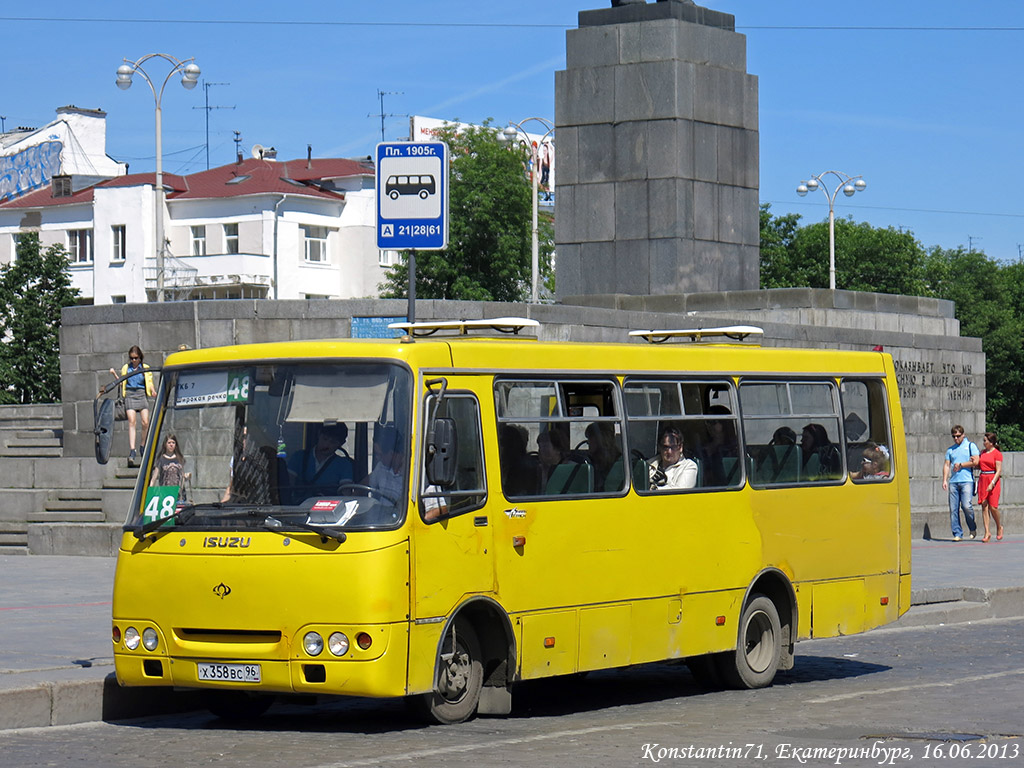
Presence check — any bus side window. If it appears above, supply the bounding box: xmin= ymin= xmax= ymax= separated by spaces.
xmin=842 ymin=378 xmax=893 ymax=484
xmin=421 ymin=394 xmax=486 ymax=521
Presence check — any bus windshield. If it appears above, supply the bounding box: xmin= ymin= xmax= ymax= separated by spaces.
xmin=135 ymin=361 xmax=412 ymax=532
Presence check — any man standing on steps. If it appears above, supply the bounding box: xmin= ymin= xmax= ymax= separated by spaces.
xmin=942 ymin=425 xmax=980 ymax=541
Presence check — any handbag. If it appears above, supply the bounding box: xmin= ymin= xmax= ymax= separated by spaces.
xmin=114 ymin=395 xmax=128 ymax=422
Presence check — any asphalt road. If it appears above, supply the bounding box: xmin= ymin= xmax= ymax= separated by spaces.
xmin=0 ymin=616 xmax=1020 ymax=768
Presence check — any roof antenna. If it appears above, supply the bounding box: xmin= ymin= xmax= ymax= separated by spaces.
xmin=369 ymin=89 xmax=406 ymax=142
xmin=233 ymin=131 xmax=243 ymax=164
xmin=307 ymin=144 xmax=312 ymax=170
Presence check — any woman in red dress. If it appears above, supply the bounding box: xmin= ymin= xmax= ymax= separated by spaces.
xmin=977 ymin=431 xmax=1004 ymax=542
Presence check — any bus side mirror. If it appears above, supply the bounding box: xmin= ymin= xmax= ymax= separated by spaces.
xmin=94 ymin=397 xmax=114 ymax=465
xmin=426 ymin=417 xmax=458 ymax=488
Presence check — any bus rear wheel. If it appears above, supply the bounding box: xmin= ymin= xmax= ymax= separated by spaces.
xmin=718 ymin=594 xmax=782 ymax=689
xmin=414 ymin=620 xmax=483 ymax=725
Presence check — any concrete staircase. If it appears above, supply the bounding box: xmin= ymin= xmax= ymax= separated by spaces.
xmin=0 ymin=402 xmax=144 ymax=556
xmin=26 ymin=464 xmax=139 ymax=557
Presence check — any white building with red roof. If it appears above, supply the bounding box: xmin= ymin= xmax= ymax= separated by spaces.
xmin=1 ymin=115 xmax=388 ymax=303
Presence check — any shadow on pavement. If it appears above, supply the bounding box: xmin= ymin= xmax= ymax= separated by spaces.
xmin=107 ymin=655 xmax=889 ymax=733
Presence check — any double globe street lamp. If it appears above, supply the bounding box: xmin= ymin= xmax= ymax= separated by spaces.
xmin=116 ymin=54 xmax=201 ymax=302
xmin=796 ymin=170 xmax=867 ymax=290
xmin=501 ymin=117 xmax=554 ymax=304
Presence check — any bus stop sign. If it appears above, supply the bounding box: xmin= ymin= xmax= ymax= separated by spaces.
xmin=376 ymin=141 xmax=449 ymax=250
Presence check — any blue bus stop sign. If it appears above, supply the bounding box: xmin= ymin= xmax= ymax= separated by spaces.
xmin=376 ymin=141 xmax=449 ymax=250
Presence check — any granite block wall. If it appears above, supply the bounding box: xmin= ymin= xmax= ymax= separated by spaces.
xmin=555 ymin=1 xmax=760 ymax=298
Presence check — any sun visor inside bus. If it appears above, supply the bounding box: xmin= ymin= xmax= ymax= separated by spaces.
xmin=285 ymin=374 xmax=390 ymax=423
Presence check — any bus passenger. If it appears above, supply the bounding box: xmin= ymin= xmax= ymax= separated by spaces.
xmin=699 ymin=406 xmax=739 ymax=486
xmin=367 ymin=425 xmax=405 ymax=503
xmin=498 ymin=424 xmax=537 ymax=496
xmin=851 ymin=445 xmax=890 ymax=481
xmin=538 ymin=428 xmax=589 ymax=494
xmin=649 ymin=426 xmax=697 ymax=490
xmin=586 ymin=422 xmax=623 ymax=491
xmin=801 ymin=423 xmax=841 ymax=480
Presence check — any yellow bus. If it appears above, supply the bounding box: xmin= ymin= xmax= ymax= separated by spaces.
xmin=108 ymin=318 xmax=910 ymax=723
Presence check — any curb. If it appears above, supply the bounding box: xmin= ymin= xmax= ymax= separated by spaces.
xmin=0 ymin=671 xmax=206 ymax=731
xmin=895 ymin=585 xmax=1024 ymax=628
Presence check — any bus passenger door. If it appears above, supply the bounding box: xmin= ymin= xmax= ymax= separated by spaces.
xmin=411 ymin=384 xmax=494 ymax=621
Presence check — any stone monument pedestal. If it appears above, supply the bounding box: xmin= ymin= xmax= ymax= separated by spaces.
xmin=555 ymin=0 xmax=760 ymax=298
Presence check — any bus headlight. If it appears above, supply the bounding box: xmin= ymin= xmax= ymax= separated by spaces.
xmin=303 ymin=631 xmax=324 ymax=656
xmin=328 ymin=632 xmax=349 ymax=656
xmin=142 ymin=627 xmax=159 ymax=651
xmin=124 ymin=627 xmax=141 ymax=650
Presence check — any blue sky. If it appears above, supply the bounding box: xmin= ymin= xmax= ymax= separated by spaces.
xmin=5 ymin=1 xmax=1024 ymax=262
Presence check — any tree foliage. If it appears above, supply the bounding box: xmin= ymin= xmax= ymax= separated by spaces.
xmin=759 ymin=205 xmax=1024 ymax=449
xmin=379 ymin=121 xmax=554 ymax=301
xmin=0 ymin=233 xmax=80 ymax=403
xmin=759 ymin=204 xmax=927 ymax=295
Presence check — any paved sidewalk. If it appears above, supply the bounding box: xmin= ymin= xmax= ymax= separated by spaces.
xmin=1 ymin=536 xmax=1022 ymax=730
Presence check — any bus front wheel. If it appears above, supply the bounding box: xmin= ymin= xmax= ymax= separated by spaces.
xmin=414 ymin=620 xmax=484 ymax=725
xmin=718 ymin=594 xmax=781 ymax=689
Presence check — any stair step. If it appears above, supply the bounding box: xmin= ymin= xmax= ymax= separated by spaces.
xmin=0 ymin=446 xmax=63 ymax=458
xmin=43 ymin=499 xmax=105 ymax=513
xmin=0 ymin=532 xmax=29 ymax=545
xmin=0 ymin=544 xmax=29 ymax=555
xmin=7 ymin=437 xmax=62 ymax=448
xmin=28 ymin=511 xmax=106 ymax=523
xmin=54 ymin=490 xmax=104 ymax=501
xmin=14 ymin=429 xmax=61 ymax=440
xmin=0 ymin=522 xmax=29 ymax=534
xmin=104 ymin=476 xmax=139 ymax=490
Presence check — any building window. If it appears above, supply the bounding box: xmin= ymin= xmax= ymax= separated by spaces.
xmin=379 ymin=250 xmax=400 ymax=267
xmin=112 ymin=225 xmax=126 ymax=261
xmin=68 ymin=230 xmax=93 ymax=264
xmin=302 ymin=225 xmax=328 ymax=263
xmin=191 ymin=225 xmax=207 ymax=256
xmin=111 ymin=295 xmax=127 ymax=304
xmin=52 ymin=175 xmax=72 ymax=198
xmin=224 ymin=223 xmax=239 ymax=254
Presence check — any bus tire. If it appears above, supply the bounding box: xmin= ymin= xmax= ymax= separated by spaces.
xmin=415 ymin=620 xmax=484 ymax=725
xmin=205 ymin=691 xmax=275 ymax=721
xmin=718 ymin=594 xmax=781 ymax=690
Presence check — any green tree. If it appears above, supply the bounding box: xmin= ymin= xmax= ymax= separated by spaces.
xmin=759 ymin=207 xmax=929 ymax=295
xmin=923 ymin=246 xmax=1024 ymax=449
xmin=379 ymin=121 xmax=553 ymax=301
xmin=0 ymin=233 xmax=80 ymax=403
xmin=758 ymin=203 xmax=802 ymax=289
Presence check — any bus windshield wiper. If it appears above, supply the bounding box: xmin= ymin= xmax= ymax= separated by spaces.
xmin=131 ymin=505 xmax=196 ymax=539
xmin=263 ymin=516 xmax=347 ymax=544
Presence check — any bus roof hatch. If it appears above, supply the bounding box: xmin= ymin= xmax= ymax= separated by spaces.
xmin=388 ymin=317 xmax=540 ymax=338
xmin=628 ymin=325 xmax=764 ymax=344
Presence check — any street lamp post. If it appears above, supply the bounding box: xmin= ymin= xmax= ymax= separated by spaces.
xmin=501 ymin=117 xmax=554 ymax=304
xmin=116 ymin=53 xmax=201 ymax=302
xmin=796 ymin=170 xmax=867 ymax=290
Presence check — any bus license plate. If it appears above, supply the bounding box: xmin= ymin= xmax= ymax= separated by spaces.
xmin=197 ymin=663 xmax=261 ymax=683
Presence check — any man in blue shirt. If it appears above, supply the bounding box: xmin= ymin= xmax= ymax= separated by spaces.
xmin=942 ymin=425 xmax=980 ymax=541
xmin=287 ymin=424 xmax=353 ymax=499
